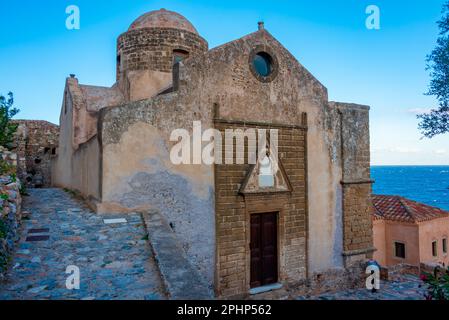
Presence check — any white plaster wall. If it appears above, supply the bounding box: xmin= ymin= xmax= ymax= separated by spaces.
xmin=304 ymin=102 xmax=344 ymax=272
xmin=101 ymin=121 xmax=216 ymax=287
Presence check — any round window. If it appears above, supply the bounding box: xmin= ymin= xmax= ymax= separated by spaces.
xmin=253 ymin=52 xmax=272 ymax=77
xmin=249 ymin=47 xmax=278 ymax=82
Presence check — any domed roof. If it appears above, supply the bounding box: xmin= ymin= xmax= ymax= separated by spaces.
xmin=128 ymin=9 xmax=198 ymax=34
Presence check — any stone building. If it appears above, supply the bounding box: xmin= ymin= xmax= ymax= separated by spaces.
xmin=52 ymin=9 xmax=374 ymax=298
xmin=13 ymin=120 xmax=59 ymax=188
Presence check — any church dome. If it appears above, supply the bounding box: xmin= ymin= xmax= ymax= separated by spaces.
xmin=128 ymin=8 xmax=199 ymax=34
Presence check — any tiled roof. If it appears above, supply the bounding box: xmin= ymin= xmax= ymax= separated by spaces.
xmin=372 ymin=195 xmax=449 ymax=223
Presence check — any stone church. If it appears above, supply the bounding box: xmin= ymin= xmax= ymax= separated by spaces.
xmin=52 ymin=9 xmax=374 ymax=298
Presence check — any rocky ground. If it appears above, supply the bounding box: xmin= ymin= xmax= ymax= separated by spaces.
xmin=296 ymin=274 xmax=427 ymax=300
xmin=0 ymin=188 xmax=166 ymax=300
xmin=249 ymin=273 xmax=427 ymax=300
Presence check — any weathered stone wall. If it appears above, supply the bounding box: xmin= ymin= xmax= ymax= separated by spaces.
xmin=290 ymin=261 xmax=368 ymax=296
xmin=331 ymin=103 xmax=374 ymax=266
xmin=99 ymin=102 xmax=216 ymax=287
xmin=51 ymin=88 xmax=75 ymax=190
xmin=180 ymin=29 xmax=347 ymax=278
xmin=380 ymin=263 xmax=420 ymax=281
xmin=117 ymin=27 xmax=208 ymax=101
xmin=71 ymin=137 xmax=101 ymax=203
xmin=0 ymin=148 xmax=22 ymax=280
xmin=0 ymin=149 xmax=17 ymax=169
xmin=51 ymin=86 xmax=101 ymax=204
xmin=67 ymin=78 xmax=100 ymax=149
xmin=12 ymin=120 xmax=59 ymax=188
xmin=214 ymin=121 xmax=308 ymax=297
xmin=117 ymin=27 xmax=208 ymax=74
xmin=342 ymin=183 xmax=373 ymax=253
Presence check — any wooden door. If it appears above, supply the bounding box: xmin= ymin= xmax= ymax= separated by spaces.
xmin=250 ymin=212 xmax=278 ymax=288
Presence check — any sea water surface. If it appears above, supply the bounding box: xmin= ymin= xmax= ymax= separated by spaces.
xmin=371 ymin=166 xmax=449 ymax=211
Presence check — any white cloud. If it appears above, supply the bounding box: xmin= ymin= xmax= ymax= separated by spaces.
xmin=434 ymin=149 xmax=447 ymax=155
xmin=389 ymin=147 xmax=421 ymax=154
xmin=407 ymin=108 xmax=432 ymax=115
xmin=372 ymin=147 xmax=422 ymax=154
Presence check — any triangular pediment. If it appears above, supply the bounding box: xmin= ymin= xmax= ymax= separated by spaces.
xmin=201 ymin=29 xmax=327 ymax=95
xmin=239 ymin=149 xmax=292 ymax=195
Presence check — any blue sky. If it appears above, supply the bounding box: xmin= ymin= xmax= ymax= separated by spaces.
xmin=1 ymin=0 xmax=448 ymax=165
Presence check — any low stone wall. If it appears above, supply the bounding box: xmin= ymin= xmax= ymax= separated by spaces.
xmin=420 ymin=262 xmax=444 ymax=274
xmin=380 ymin=264 xmax=420 ymax=281
xmin=0 ymin=149 xmax=17 ymax=168
xmin=12 ymin=120 xmax=59 ymax=188
xmin=379 ymin=263 xmax=444 ymax=281
xmin=289 ymin=261 xmax=368 ymax=296
xmin=0 ymin=148 xmax=22 ymax=280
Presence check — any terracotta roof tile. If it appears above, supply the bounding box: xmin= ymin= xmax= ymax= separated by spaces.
xmin=372 ymin=195 xmax=449 ymax=223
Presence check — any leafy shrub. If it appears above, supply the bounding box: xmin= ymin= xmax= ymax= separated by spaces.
xmin=0 ymin=218 xmax=7 ymax=239
xmin=0 ymin=219 xmax=9 ymax=271
xmin=421 ymin=266 xmax=449 ymax=300
xmin=0 ymin=253 xmax=9 ymax=271
xmin=0 ymin=92 xmax=19 ymax=149
xmin=19 ymin=183 xmax=28 ymax=196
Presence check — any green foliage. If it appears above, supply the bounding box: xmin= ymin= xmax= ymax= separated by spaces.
xmin=0 ymin=218 xmax=7 ymax=239
xmin=419 ymin=1 xmax=449 ymax=138
xmin=0 ymin=253 xmax=10 ymax=271
xmin=19 ymin=183 xmax=28 ymax=196
xmin=0 ymin=92 xmax=19 ymax=149
xmin=0 ymin=193 xmax=8 ymax=201
xmin=418 ymin=107 xmax=449 ymax=138
xmin=0 ymin=158 xmax=15 ymax=176
xmin=0 ymin=218 xmax=10 ymax=272
xmin=421 ymin=266 xmax=449 ymax=300
xmin=63 ymin=188 xmax=82 ymax=199
xmin=63 ymin=188 xmax=76 ymax=197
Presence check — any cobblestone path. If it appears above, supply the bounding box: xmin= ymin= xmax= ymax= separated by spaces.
xmin=0 ymin=189 xmax=166 ymax=300
xmin=297 ymin=274 xmax=427 ymax=300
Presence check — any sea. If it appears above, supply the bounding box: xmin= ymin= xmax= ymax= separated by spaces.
xmin=371 ymin=166 xmax=449 ymax=211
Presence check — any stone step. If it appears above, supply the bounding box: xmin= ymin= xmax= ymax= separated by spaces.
xmin=141 ymin=210 xmax=213 ymax=300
